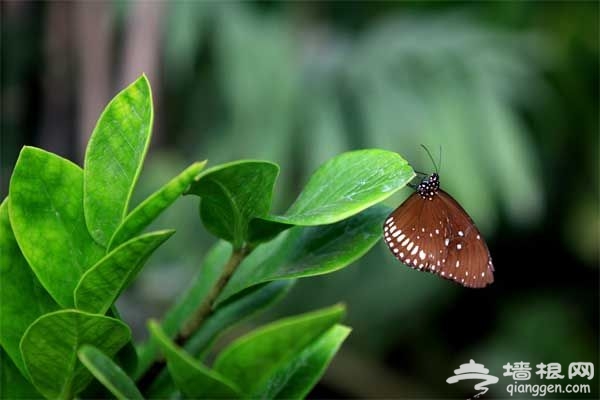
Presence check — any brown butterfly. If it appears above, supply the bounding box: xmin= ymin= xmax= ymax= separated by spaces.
xmin=383 ymin=151 xmax=494 ymax=288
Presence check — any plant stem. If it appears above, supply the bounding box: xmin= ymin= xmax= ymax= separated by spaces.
xmin=137 ymin=246 xmax=249 ymax=392
xmin=177 ymin=245 xmax=249 ymax=341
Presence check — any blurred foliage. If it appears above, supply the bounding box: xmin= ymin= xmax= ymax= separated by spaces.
xmin=162 ymin=3 xmax=551 ymax=232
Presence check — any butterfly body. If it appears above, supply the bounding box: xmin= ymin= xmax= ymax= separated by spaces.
xmin=383 ymin=173 xmax=494 ymax=288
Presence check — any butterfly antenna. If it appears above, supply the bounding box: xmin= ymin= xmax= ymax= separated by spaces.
xmin=420 ymin=144 xmax=439 ymax=174
xmin=438 ymin=145 xmax=442 ymax=173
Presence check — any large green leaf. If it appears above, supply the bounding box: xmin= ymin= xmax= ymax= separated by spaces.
xmin=108 ymin=161 xmax=206 ymax=250
xmin=149 ymin=321 xmax=241 ymax=398
xmin=75 ymin=230 xmax=175 ymax=314
xmin=270 ymin=149 xmax=412 ymax=225
xmin=20 ymin=310 xmax=131 ymax=399
xmin=0 ymin=198 xmax=59 ymax=377
xmin=84 ymin=75 xmax=153 ymax=246
xmin=1 ymin=348 xmax=41 ymax=399
xmin=260 ymin=325 xmax=350 ymax=399
xmin=247 ymin=149 xmax=412 ymax=244
xmin=8 ymin=147 xmax=104 ymax=307
xmin=78 ymin=345 xmax=143 ymax=400
xmin=186 ymin=160 xmax=279 ymax=248
xmin=218 ymin=205 xmax=390 ymax=303
xmin=213 ymin=304 xmax=345 ymax=395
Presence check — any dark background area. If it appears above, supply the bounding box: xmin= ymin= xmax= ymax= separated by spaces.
xmin=1 ymin=1 xmax=598 ymax=398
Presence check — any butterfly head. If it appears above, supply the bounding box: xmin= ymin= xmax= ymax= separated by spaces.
xmin=417 ymin=173 xmax=440 ymax=200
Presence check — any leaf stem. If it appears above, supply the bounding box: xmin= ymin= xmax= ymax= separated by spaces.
xmin=137 ymin=246 xmax=249 ymax=393
xmin=178 ymin=246 xmax=249 ymax=341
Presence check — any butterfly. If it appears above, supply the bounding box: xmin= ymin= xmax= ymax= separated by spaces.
xmin=383 ymin=151 xmax=494 ymax=288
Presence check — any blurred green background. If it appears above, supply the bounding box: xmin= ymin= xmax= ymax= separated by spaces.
xmin=1 ymin=1 xmax=598 ymax=398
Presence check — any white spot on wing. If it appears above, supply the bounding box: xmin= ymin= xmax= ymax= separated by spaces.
xmin=419 ymin=250 xmax=426 ymax=260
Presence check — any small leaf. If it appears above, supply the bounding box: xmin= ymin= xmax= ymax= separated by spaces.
xmin=78 ymin=345 xmax=143 ymax=400
xmin=218 ymin=205 xmax=390 ymax=303
xmin=149 ymin=321 xmax=241 ymax=398
xmin=1 ymin=348 xmax=41 ymax=399
xmin=213 ymin=304 xmax=345 ymax=395
xmin=84 ymin=75 xmax=153 ymax=246
xmin=260 ymin=325 xmax=351 ymax=399
xmin=8 ymin=147 xmax=104 ymax=307
xmin=109 ymin=161 xmax=206 ymax=250
xmin=20 ymin=310 xmax=131 ymax=399
xmin=0 ymin=198 xmax=59 ymax=377
xmin=271 ymin=149 xmax=412 ymax=225
xmin=186 ymin=160 xmax=279 ymax=248
xmin=75 ymin=230 xmax=175 ymax=314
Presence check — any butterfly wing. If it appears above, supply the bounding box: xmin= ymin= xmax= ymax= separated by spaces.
xmin=383 ymin=192 xmax=449 ymax=272
xmin=436 ymin=190 xmax=494 ymax=288
xmin=383 ymin=190 xmax=494 ymax=288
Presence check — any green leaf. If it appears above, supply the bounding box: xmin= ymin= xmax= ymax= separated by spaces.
xmin=261 ymin=325 xmax=351 ymax=399
xmin=108 ymin=161 xmax=206 ymax=250
xmin=78 ymin=345 xmax=143 ymax=400
xmin=8 ymin=147 xmax=104 ymax=307
xmin=149 ymin=321 xmax=241 ymax=399
xmin=218 ymin=205 xmax=390 ymax=303
xmin=20 ymin=310 xmax=131 ymax=399
xmin=84 ymin=75 xmax=153 ymax=246
xmin=1 ymin=348 xmax=41 ymax=399
xmin=186 ymin=160 xmax=279 ymax=248
xmin=213 ymin=304 xmax=345 ymax=395
xmin=0 ymin=198 xmax=59 ymax=377
xmin=75 ymin=230 xmax=175 ymax=314
xmin=270 ymin=149 xmax=412 ymax=225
